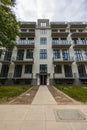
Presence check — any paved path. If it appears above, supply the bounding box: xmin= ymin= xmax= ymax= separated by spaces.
xmin=0 ymin=85 xmax=87 ymax=130
xmin=32 ymin=85 xmax=57 ymax=105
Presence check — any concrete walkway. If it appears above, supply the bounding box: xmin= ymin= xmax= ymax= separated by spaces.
xmin=32 ymin=85 xmax=57 ymax=105
xmin=0 ymin=85 xmax=87 ymax=130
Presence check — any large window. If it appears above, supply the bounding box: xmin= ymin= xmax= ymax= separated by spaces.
xmin=16 ymin=49 xmax=24 ymax=60
xmin=40 ymin=37 xmax=47 ymax=44
xmin=61 ymin=38 xmax=67 ymax=44
xmin=75 ymin=50 xmax=83 ymax=61
xmin=40 ymin=49 xmax=47 ymax=59
xmin=78 ymin=65 xmax=86 ymax=77
xmin=40 ymin=64 xmax=47 ymax=73
xmin=52 ymin=38 xmax=59 ymax=44
xmin=26 ymin=49 xmax=33 ymax=59
xmin=64 ymin=65 xmax=72 ymax=77
xmin=27 ymin=38 xmax=34 ymax=44
xmin=54 ymin=65 xmax=62 ymax=73
xmin=53 ymin=50 xmax=60 ymax=59
xmin=84 ymin=50 xmax=87 ymax=59
xmin=25 ymin=65 xmax=32 ymax=73
xmin=72 ymin=38 xmax=78 ymax=45
xmin=14 ymin=65 xmax=22 ymax=77
xmin=4 ymin=50 xmax=12 ymax=61
xmin=40 ymin=29 xmax=47 ymax=34
xmin=62 ymin=50 xmax=70 ymax=60
xmin=0 ymin=65 xmax=9 ymax=77
xmin=19 ymin=38 xmax=26 ymax=44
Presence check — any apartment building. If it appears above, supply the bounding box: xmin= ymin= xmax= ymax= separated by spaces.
xmin=0 ymin=19 xmax=87 ymax=85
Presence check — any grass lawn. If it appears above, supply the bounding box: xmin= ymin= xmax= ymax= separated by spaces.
xmin=0 ymin=85 xmax=31 ymax=103
xmin=55 ymin=86 xmax=87 ymax=102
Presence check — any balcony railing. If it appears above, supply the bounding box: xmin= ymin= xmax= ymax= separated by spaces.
xmin=73 ymin=40 xmax=87 ymax=48
xmin=52 ymin=40 xmax=71 ymax=48
xmin=17 ymin=40 xmax=35 ymax=48
xmin=12 ymin=57 xmax=34 ymax=64
xmin=53 ymin=56 xmax=74 ymax=64
xmin=75 ymin=56 xmax=87 ymax=63
xmin=18 ymin=40 xmax=34 ymax=45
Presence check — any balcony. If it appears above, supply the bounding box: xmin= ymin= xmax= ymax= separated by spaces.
xmin=71 ymin=32 xmax=87 ymax=38
xmin=51 ymin=30 xmax=69 ymax=37
xmin=53 ymin=56 xmax=74 ymax=64
xmin=0 ymin=57 xmax=11 ymax=64
xmin=51 ymin=22 xmax=68 ymax=28
xmin=52 ymin=40 xmax=71 ymax=49
xmin=19 ymin=29 xmax=35 ymax=37
xmin=17 ymin=40 xmax=35 ymax=49
xmin=73 ymin=40 xmax=87 ymax=49
xmin=70 ymin=22 xmax=87 ymax=28
xmin=76 ymin=57 xmax=87 ymax=64
xmin=12 ymin=57 xmax=34 ymax=64
xmin=20 ymin=22 xmax=36 ymax=28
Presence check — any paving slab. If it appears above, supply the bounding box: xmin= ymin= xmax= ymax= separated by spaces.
xmin=32 ymin=85 xmax=57 ymax=105
xmin=0 ymin=86 xmax=87 ymax=130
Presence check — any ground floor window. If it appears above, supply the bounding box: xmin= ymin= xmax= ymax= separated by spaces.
xmin=54 ymin=64 xmax=62 ymax=73
xmin=25 ymin=65 xmax=32 ymax=73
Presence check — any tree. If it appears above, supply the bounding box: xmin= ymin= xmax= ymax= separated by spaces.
xmin=0 ymin=0 xmax=19 ymax=54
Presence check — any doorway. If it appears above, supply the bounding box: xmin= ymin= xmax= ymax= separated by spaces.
xmin=40 ymin=75 xmax=47 ymax=85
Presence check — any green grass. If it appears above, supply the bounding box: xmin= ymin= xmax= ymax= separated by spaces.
xmin=0 ymin=85 xmax=31 ymax=103
xmin=55 ymin=86 xmax=87 ymax=102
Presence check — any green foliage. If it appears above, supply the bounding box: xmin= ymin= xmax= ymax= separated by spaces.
xmin=0 ymin=0 xmax=19 ymax=53
xmin=55 ymin=86 xmax=87 ymax=102
xmin=0 ymin=85 xmax=31 ymax=98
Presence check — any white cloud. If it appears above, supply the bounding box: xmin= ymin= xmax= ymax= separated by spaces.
xmin=14 ymin=0 xmax=87 ymax=21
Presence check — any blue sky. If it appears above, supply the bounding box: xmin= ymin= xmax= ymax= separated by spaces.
xmin=14 ymin=0 xmax=87 ymax=21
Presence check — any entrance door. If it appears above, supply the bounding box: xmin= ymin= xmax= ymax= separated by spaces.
xmin=40 ymin=75 xmax=47 ymax=85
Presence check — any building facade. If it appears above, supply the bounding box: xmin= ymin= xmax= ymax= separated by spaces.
xmin=0 ymin=19 xmax=87 ymax=85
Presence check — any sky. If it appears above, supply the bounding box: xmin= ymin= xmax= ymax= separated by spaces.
xmin=14 ymin=0 xmax=87 ymax=22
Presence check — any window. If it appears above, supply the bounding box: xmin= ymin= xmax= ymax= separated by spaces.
xmin=64 ymin=65 xmax=72 ymax=77
xmin=78 ymin=29 xmax=83 ymax=32
xmin=25 ymin=65 xmax=32 ymax=73
xmin=54 ymin=65 xmax=62 ymax=73
xmin=26 ymin=49 xmax=33 ymax=59
xmin=72 ymin=38 xmax=78 ymax=44
xmin=60 ymin=29 xmax=65 ymax=32
xmin=40 ymin=49 xmax=47 ymax=59
xmin=21 ymin=29 xmax=27 ymax=32
xmin=14 ymin=65 xmax=22 ymax=77
xmin=0 ymin=65 xmax=9 ymax=77
xmin=75 ymin=50 xmax=83 ymax=61
xmin=40 ymin=29 xmax=47 ymax=34
xmin=78 ymin=65 xmax=86 ymax=77
xmin=61 ymin=38 xmax=67 ymax=44
xmin=52 ymin=38 xmax=59 ymax=44
xmin=40 ymin=64 xmax=47 ymax=73
xmin=16 ymin=50 xmax=24 ymax=60
xmin=80 ymin=38 xmax=86 ymax=44
xmin=84 ymin=50 xmax=87 ymax=59
xmin=53 ymin=50 xmax=60 ymax=59
xmin=27 ymin=38 xmax=34 ymax=44
xmin=41 ymin=22 xmax=46 ymax=27
xmin=62 ymin=50 xmax=70 ymax=60
xmin=40 ymin=37 xmax=47 ymax=44
xmin=70 ymin=29 xmax=76 ymax=33
xmin=19 ymin=38 xmax=26 ymax=44
xmin=4 ymin=50 xmax=12 ymax=61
